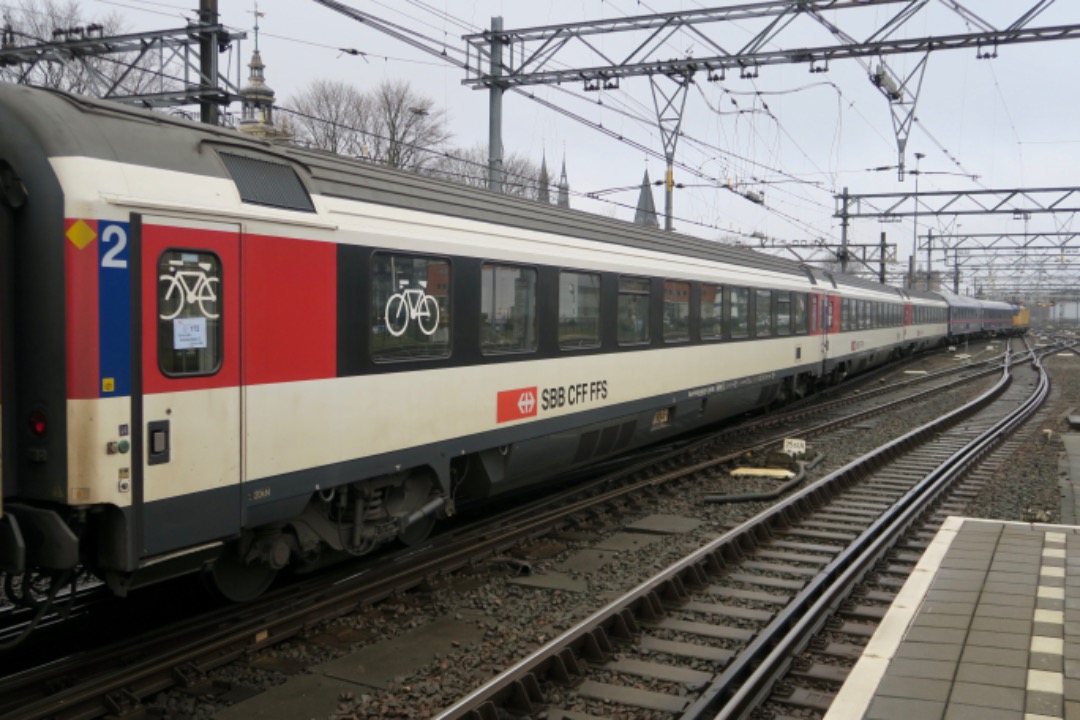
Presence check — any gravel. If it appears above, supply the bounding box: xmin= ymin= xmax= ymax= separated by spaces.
xmin=140 ymin=344 xmax=1077 ymax=719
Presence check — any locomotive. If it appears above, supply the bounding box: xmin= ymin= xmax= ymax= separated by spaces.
xmin=0 ymin=84 xmax=1026 ymax=601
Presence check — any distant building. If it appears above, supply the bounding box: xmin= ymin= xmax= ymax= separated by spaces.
xmin=634 ymin=170 xmax=659 ymax=228
xmin=237 ymin=48 xmax=286 ymax=139
xmin=537 ymin=154 xmax=551 ymax=204
xmin=557 ymin=157 xmax=570 ymax=209
xmin=237 ymin=8 xmax=287 ymax=141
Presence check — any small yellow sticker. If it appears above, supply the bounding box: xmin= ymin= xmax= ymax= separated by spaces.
xmin=102 ymin=378 xmax=115 ymax=392
xmin=66 ymin=220 xmax=97 ymax=250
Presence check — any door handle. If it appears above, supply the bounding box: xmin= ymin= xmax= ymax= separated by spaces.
xmin=148 ymin=419 xmax=170 ymax=465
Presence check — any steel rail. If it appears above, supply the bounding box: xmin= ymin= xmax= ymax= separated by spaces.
xmin=433 ymin=346 xmax=1025 ymax=719
xmin=0 ymin=348 xmax=1017 ymax=718
xmin=690 ymin=349 xmax=1049 ymax=719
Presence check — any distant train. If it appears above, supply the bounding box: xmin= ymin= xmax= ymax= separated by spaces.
xmin=0 ymin=85 xmax=1028 ymax=602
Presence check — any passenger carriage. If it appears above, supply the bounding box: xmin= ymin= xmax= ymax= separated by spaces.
xmin=0 ymin=84 xmax=970 ymax=599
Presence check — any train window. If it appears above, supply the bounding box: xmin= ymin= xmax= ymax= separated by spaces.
xmin=793 ymin=293 xmax=808 ymax=334
xmin=558 ymin=271 xmax=601 ymax=349
xmin=841 ymin=298 xmax=852 ymax=332
xmin=755 ymin=289 xmax=773 ymax=337
xmin=157 ymin=249 xmax=223 ymax=376
xmin=728 ymin=287 xmax=750 ymax=338
xmin=480 ymin=263 xmax=538 ymax=355
xmin=775 ymin=292 xmax=792 ymax=336
xmin=370 ymin=253 xmax=451 ymax=362
xmin=663 ymin=280 xmax=690 ymax=342
xmin=701 ymin=283 xmax=723 ymax=340
xmin=618 ymin=276 xmax=651 ymax=345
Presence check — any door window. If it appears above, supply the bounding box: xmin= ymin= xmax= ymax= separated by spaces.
xmin=157 ymin=249 xmax=223 ymax=376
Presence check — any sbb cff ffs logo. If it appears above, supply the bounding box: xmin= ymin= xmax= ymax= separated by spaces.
xmin=541 ymin=381 xmax=607 ymax=410
xmin=497 ymin=381 xmax=608 ymax=423
xmin=497 ymin=387 xmax=538 ymax=423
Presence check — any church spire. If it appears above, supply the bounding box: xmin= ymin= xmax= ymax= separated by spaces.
xmin=634 ymin=170 xmax=659 ymax=228
xmin=537 ymin=153 xmax=551 ymax=204
xmin=557 ymin=156 xmax=570 ymax=209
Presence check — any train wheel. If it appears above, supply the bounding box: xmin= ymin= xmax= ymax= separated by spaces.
xmin=386 ymin=472 xmax=439 ymax=547
xmin=397 ymin=506 xmax=437 ymax=546
xmin=205 ymin=541 xmax=278 ymax=602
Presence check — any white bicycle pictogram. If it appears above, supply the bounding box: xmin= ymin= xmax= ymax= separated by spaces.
xmin=159 ymin=260 xmax=220 ymax=320
xmin=385 ymin=281 xmax=440 ymax=337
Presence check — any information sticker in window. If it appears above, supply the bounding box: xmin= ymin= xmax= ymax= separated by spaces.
xmin=173 ymin=317 xmax=208 ymax=349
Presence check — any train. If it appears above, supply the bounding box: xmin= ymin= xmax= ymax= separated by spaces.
xmin=0 ymin=84 xmax=1028 ymax=602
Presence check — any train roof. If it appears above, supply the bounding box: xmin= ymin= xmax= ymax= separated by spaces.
xmin=0 ymin=83 xmax=967 ymax=307
xmin=935 ymin=290 xmax=1014 ymax=310
xmin=0 ymin=84 xmax=795 ymax=275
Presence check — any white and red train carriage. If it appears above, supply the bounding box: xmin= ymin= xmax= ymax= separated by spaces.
xmin=0 ymin=84 xmax=970 ymax=601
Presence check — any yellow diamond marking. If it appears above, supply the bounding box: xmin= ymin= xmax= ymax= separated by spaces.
xmin=66 ymin=220 xmax=96 ymax=250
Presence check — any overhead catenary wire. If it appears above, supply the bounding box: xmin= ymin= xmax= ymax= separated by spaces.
xmin=275 ymin=102 xmax=765 ymax=240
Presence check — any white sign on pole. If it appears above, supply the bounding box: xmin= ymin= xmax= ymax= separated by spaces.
xmin=783 ymin=438 xmax=807 ymax=455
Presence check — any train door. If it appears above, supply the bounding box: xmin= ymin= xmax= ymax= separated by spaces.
xmin=137 ymin=217 xmax=241 ymax=558
xmin=810 ymin=292 xmax=829 ymax=361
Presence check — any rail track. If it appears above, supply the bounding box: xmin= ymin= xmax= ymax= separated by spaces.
xmin=433 ymin=339 xmax=1053 ymax=719
xmin=0 ymin=341 xmax=1045 ymax=719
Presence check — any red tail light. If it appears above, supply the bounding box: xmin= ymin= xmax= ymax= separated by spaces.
xmin=29 ymin=411 xmax=46 ymax=436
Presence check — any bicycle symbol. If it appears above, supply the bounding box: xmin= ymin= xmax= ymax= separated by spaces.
xmin=159 ymin=260 xmax=220 ymax=320
xmin=385 ymin=281 xmax=440 ymax=337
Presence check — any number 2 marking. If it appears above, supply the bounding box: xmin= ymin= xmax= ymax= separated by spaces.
xmin=101 ymin=225 xmax=128 ymax=269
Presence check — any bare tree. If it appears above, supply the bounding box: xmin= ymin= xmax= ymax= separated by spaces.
xmin=365 ymin=79 xmax=450 ymax=171
xmin=285 ymin=80 xmax=371 ymax=156
xmin=283 ymin=78 xmax=451 ymax=171
xmin=0 ymin=0 xmax=163 ymax=96
xmin=424 ymin=144 xmax=543 ymax=199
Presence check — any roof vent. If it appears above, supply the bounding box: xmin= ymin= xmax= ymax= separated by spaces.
xmin=220 ymin=152 xmax=315 ymax=213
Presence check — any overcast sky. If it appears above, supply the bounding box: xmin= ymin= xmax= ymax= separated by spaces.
xmin=56 ymin=1 xmax=1080 ymax=292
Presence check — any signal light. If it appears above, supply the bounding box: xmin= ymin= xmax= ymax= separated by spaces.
xmin=29 ymin=411 xmax=46 ymax=436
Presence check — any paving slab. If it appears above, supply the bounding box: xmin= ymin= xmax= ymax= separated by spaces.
xmin=317 ymin=617 xmax=485 ymax=690
xmin=548 ymin=710 xmax=613 ymax=720
xmin=593 ymin=531 xmax=665 ymax=552
xmin=216 ymin=617 xmax=485 ymax=719
xmin=214 ymin=672 xmax=365 ymax=720
xmin=555 ymin=548 xmax=618 ymax=573
xmin=825 ymin=518 xmax=1080 ymax=720
xmin=625 ymin=514 xmax=703 ymax=534
xmin=507 ymin=571 xmax=589 ymax=593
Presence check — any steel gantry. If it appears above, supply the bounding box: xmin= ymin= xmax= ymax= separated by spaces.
xmin=462 ymin=0 xmax=1080 ymax=226
xmin=0 ymin=0 xmax=245 ymax=123
xmin=835 ymin=187 xmax=1080 ymax=297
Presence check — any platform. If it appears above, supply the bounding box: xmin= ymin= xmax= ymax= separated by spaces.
xmin=825 ymin=517 xmax=1080 ymax=720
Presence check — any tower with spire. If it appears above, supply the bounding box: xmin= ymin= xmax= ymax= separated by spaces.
xmin=634 ymin=170 xmax=659 ymax=228
xmin=238 ymin=2 xmax=286 ymax=140
xmin=557 ymin=157 xmax=570 ymax=209
xmin=537 ymin=153 xmax=551 ymax=204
